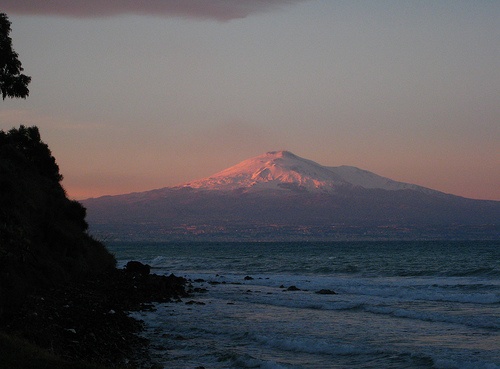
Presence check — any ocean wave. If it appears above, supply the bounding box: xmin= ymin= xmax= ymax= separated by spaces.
xmin=340 ymin=283 xmax=500 ymax=305
xmin=365 ymin=306 xmax=500 ymax=330
xmin=198 ymin=275 xmax=500 ymax=320
xmin=252 ymin=334 xmax=369 ymax=356
xmin=232 ymin=288 xmax=500 ymax=330
xmin=449 ymin=267 xmax=500 ymax=277
xmin=433 ymin=357 xmax=500 ymax=369
xmin=227 ymin=353 xmax=295 ymax=369
xmin=149 ymin=255 xmax=170 ymax=267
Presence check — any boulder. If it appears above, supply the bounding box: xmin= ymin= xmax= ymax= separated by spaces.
xmin=315 ymin=289 xmax=337 ymax=295
xmin=125 ymin=261 xmax=151 ymax=276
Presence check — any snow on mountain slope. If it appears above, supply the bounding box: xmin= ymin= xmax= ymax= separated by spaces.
xmin=182 ymin=151 xmax=347 ymax=192
xmin=328 ymin=165 xmax=439 ymax=194
xmin=180 ymin=150 xmax=441 ymax=195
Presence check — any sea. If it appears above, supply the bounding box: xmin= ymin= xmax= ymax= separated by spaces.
xmin=106 ymin=241 xmax=500 ymax=369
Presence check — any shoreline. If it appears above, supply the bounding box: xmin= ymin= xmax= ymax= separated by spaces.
xmin=1 ymin=266 xmax=188 ymax=369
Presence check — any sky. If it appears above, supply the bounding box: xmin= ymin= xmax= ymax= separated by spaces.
xmin=1 ymin=0 xmax=499 ymax=200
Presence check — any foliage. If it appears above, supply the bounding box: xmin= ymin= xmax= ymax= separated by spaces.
xmin=0 ymin=126 xmax=116 ymax=318
xmin=0 ymin=13 xmax=31 ymax=100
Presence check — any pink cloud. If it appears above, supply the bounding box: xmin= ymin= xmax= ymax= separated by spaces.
xmin=2 ymin=0 xmax=305 ymax=21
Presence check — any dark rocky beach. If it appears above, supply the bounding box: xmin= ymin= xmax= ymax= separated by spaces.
xmin=1 ymin=265 xmax=188 ymax=369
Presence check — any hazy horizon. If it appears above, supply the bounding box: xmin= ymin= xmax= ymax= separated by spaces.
xmin=1 ymin=1 xmax=498 ymax=201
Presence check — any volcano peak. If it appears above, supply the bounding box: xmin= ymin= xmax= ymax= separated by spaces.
xmin=179 ymin=151 xmax=442 ymax=195
xmin=181 ymin=151 xmax=346 ymax=193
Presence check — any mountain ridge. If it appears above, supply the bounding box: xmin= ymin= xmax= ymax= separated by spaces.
xmin=81 ymin=151 xmax=499 ymax=241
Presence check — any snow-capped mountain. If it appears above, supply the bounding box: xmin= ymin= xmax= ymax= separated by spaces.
xmin=180 ymin=150 xmax=438 ymax=195
xmin=82 ymin=151 xmax=499 ymax=241
xmin=181 ymin=151 xmax=346 ymax=192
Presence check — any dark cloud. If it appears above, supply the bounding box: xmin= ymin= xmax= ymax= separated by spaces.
xmin=2 ymin=0 xmax=305 ymax=21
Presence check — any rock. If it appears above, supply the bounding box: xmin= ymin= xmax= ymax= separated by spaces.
xmin=125 ymin=261 xmax=151 ymax=276
xmin=4 ymin=268 xmax=188 ymax=368
xmin=286 ymin=285 xmax=300 ymax=291
xmin=192 ymin=287 xmax=208 ymax=293
xmin=244 ymin=276 xmax=254 ymax=280
xmin=315 ymin=289 xmax=337 ymax=295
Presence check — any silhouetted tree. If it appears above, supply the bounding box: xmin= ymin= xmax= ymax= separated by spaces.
xmin=0 ymin=126 xmax=115 ymax=317
xmin=0 ymin=125 xmax=63 ymax=183
xmin=0 ymin=13 xmax=31 ymax=100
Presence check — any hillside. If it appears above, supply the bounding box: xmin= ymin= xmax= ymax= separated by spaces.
xmin=0 ymin=126 xmax=116 ymax=317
